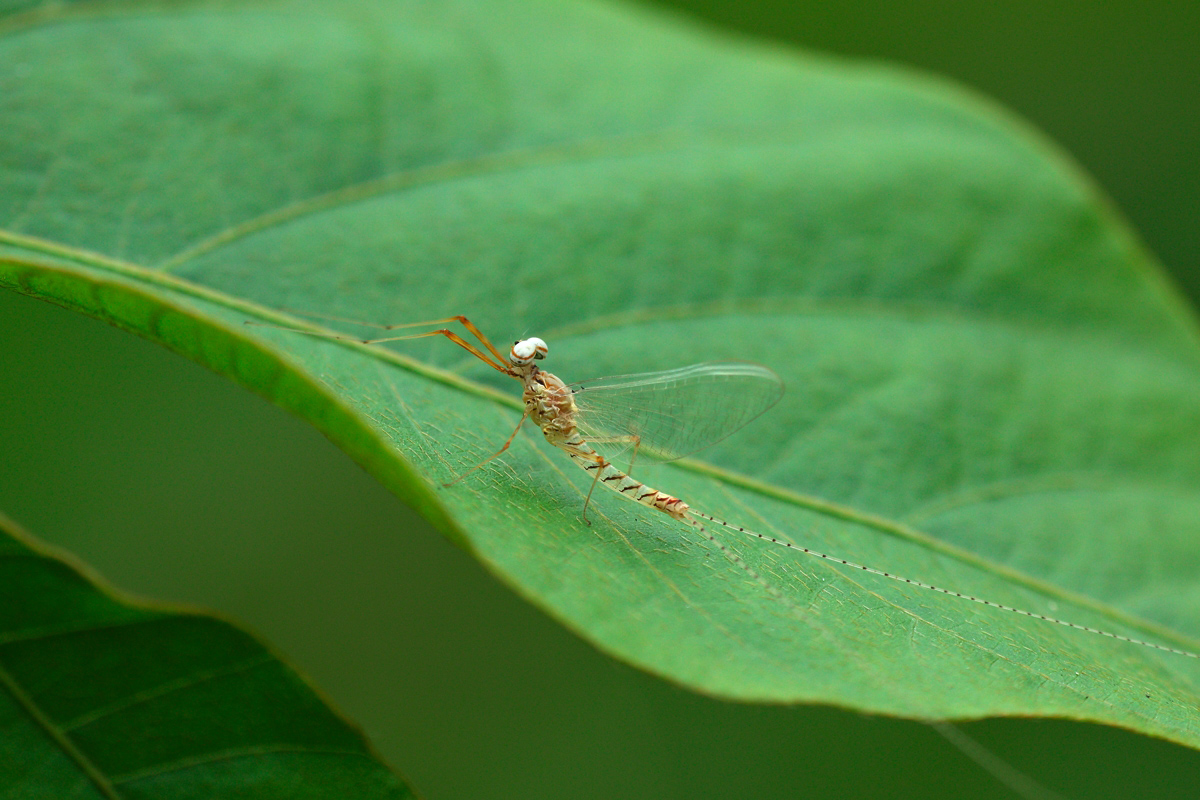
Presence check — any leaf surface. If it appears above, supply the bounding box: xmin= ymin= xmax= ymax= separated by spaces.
xmin=2 ymin=0 xmax=1199 ymax=750
xmin=0 ymin=514 xmax=415 ymax=798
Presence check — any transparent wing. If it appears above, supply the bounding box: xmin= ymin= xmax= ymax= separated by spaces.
xmin=570 ymin=362 xmax=783 ymax=463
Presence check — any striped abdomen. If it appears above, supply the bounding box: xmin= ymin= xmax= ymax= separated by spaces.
xmin=562 ymin=437 xmax=690 ymax=520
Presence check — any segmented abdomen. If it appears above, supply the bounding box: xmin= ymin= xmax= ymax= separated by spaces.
xmin=565 ymin=442 xmax=690 ymax=520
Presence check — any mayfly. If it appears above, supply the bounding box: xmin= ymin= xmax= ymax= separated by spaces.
xmin=249 ymin=313 xmax=1199 ymax=660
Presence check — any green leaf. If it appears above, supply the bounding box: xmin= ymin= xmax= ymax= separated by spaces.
xmin=0 ymin=513 xmax=415 ymax=798
xmin=3 ymin=0 xmax=1199 ymax=755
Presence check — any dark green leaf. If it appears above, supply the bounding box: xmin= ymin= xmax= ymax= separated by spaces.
xmin=0 ymin=513 xmax=414 ymax=798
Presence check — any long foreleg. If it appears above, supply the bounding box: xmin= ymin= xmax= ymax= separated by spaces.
xmin=246 ymin=313 xmax=511 ymax=372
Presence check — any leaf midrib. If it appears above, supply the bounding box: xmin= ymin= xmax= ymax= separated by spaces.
xmin=0 ymin=659 xmax=121 ymax=799
xmin=540 ymin=441 xmax=1200 ymax=723
xmin=520 ymin=435 xmax=1104 ymax=713
xmin=4 ymin=240 xmax=1200 ymax=650
xmin=684 ymin=458 xmax=1200 ymax=654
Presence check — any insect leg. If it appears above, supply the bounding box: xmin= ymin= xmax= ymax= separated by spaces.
xmin=444 ymin=408 xmax=531 ymax=486
xmin=246 ymin=313 xmax=511 ymax=372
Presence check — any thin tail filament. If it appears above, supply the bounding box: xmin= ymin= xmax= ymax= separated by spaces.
xmin=561 ymin=431 xmax=1199 ymax=659
xmin=686 ymin=510 xmax=1200 ymax=659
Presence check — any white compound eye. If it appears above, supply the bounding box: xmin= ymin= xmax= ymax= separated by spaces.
xmin=510 ymin=337 xmax=548 ymax=364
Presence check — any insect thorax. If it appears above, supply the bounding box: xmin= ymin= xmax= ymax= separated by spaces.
xmin=524 ymin=368 xmax=577 ymax=435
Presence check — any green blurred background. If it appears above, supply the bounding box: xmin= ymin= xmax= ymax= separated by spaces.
xmin=1 ymin=1 xmax=1197 ymax=798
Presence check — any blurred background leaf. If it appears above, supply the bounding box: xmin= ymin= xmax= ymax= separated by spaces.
xmin=1 ymin=0 xmax=1198 ymax=798
xmin=0 ymin=513 xmax=415 ymax=799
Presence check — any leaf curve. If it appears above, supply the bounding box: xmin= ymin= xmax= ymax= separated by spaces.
xmin=1 ymin=0 xmax=1199 ymax=752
